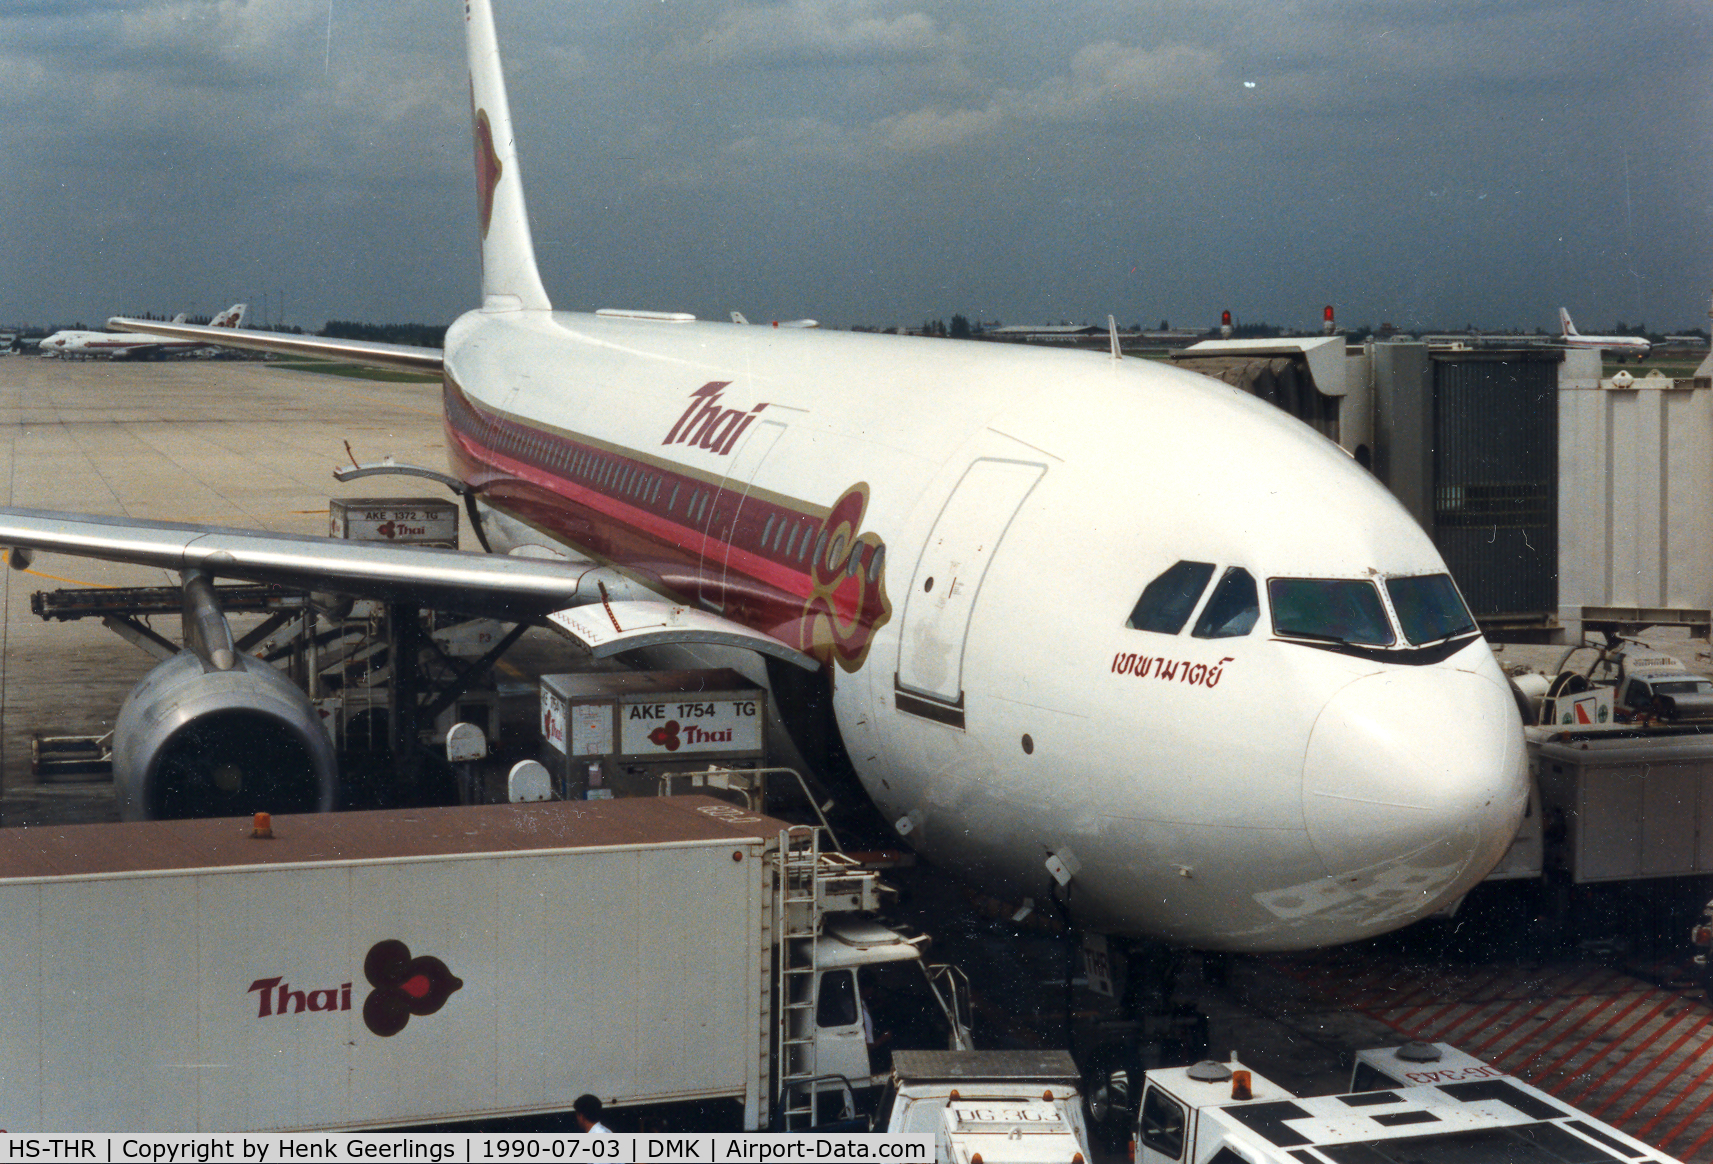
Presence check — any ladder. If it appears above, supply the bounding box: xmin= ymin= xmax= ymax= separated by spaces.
xmin=773 ymin=824 xmax=826 ymax=1130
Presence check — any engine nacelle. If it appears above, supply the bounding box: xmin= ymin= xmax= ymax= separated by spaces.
xmin=114 ymin=651 xmax=337 ymax=821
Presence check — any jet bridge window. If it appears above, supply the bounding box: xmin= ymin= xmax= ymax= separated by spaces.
xmin=1192 ymin=567 xmax=1259 ymax=639
xmin=1384 ymin=573 xmax=1477 ymax=646
xmin=1128 ymin=561 xmax=1215 ymax=634
xmin=1269 ymin=578 xmax=1395 ymax=647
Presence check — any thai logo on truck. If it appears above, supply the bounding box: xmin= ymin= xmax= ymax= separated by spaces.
xmin=247 ymin=977 xmax=351 ymax=1017
xmin=246 ymin=940 xmax=464 ymax=1036
xmin=362 ymin=939 xmax=464 ymax=1037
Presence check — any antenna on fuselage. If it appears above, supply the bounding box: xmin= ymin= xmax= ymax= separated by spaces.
xmin=465 ymin=0 xmax=551 ymax=313
xmin=1108 ymin=315 xmax=1122 ymax=361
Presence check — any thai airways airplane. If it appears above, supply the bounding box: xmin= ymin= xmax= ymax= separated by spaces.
xmin=38 ymin=304 xmax=246 ymax=359
xmin=1559 ymin=308 xmax=1650 ymax=358
xmin=0 ymin=0 xmax=1528 ymax=953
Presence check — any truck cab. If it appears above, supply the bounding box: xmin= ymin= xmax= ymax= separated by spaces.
xmin=805 ymin=918 xmax=969 ymax=1101
xmin=875 ymin=1049 xmax=1092 ymax=1164
xmin=1132 ymin=1044 xmax=1683 ymax=1164
xmin=1610 ymin=651 xmax=1713 ymax=722
xmin=776 ymin=843 xmax=974 ymax=1130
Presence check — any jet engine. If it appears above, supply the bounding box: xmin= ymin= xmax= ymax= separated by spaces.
xmin=113 ymin=650 xmax=337 ymax=822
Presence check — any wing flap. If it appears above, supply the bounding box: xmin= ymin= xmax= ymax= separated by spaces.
xmin=105 ymin=318 xmax=442 ymax=374
xmin=547 ymin=600 xmax=818 ymax=671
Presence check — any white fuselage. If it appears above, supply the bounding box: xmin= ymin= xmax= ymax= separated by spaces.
xmin=1562 ymin=333 xmax=1650 ymax=356
xmin=37 ymin=329 xmax=202 ymax=358
xmin=442 ymin=307 xmax=1527 ymax=952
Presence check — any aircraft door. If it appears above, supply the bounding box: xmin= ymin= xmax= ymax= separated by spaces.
xmin=699 ymin=419 xmax=786 ymax=608
xmin=895 ymin=458 xmax=1045 ymax=725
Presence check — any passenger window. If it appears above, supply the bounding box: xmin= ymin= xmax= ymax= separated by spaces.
xmin=1128 ymin=561 xmax=1215 ymax=634
xmin=1139 ymin=1086 xmax=1186 ymax=1159
xmin=816 ymin=970 xmax=858 ymax=1028
xmin=1268 ymin=578 xmax=1395 ymax=647
xmin=1192 ymin=568 xmax=1259 ymax=639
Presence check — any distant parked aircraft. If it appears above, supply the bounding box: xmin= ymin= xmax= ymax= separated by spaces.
xmin=38 ymin=305 xmax=246 ymax=359
xmin=1559 ymin=308 xmax=1650 ymax=359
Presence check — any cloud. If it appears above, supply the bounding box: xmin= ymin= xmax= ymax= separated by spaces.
xmin=673 ymin=0 xmax=957 ymax=67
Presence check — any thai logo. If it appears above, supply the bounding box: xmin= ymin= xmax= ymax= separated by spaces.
xmin=362 ymin=939 xmax=464 ymax=1037
xmin=663 ymin=382 xmax=769 ymax=456
xmin=471 ymin=102 xmax=502 ymax=239
xmin=799 ymin=483 xmax=891 ymax=673
xmin=648 ymin=721 xmax=682 ymax=750
xmin=247 ymin=976 xmax=351 ymax=1017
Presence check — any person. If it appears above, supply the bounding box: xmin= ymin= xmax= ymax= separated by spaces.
xmin=573 ymin=1094 xmax=612 ymax=1134
xmin=859 ymin=979 xmax=893 ymax=1073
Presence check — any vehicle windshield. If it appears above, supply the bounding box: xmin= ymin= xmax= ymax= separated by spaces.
xmin=1654 ymin=679 xmax=1713 ymax=696
xmin=1269 ymin=578 xmax=1395 ymax=646
xmin=1385 ymin=573 xmax=1477 ymax=645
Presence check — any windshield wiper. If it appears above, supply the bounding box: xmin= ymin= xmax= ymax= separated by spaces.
xmin=1277 ymin=629 xmax=1358 ymax=645
xmin=1411 ymin=625 xmax=1479 ymax=649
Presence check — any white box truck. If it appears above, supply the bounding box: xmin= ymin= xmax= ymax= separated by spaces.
xmin=0 ymin=795 xmax=969 ymax=1132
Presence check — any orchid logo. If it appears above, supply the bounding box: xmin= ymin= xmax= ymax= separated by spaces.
xmin=362 ymin=939 xmax=464 ymax=1037
xmin=798 ymin=483 xmax=891 ymax=673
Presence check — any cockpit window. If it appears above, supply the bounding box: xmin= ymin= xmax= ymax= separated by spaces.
xmin=1268 ymin=578 xmax=1395 ymax=646
xmin=1192 ymin=567 xmax=1259 ymax=639
xmin=1385 ymin=573 xmax=1477 ymax=645
xmin=1128 ymin=561 xmax=1215 ymax=634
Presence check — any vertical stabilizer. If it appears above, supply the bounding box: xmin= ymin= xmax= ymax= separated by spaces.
xmin=1559 ymin=307 xmax=1578 ymax=337
xmin=465 ymin=0 xmax=552 ymax=312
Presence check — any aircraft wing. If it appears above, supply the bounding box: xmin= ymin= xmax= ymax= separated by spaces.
xmin=0 ymin=508 xmax=821 ymax=669
xmin=0 ymin=508 xmax=581 ymax=618
xmin=106 ymin=317 xmax=442 ymax=374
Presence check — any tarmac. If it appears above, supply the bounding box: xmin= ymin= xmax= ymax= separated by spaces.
xmin=0 ymin=354 xmax=493 ymax=824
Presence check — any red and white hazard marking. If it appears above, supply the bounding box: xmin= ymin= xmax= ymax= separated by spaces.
xmin=1271 ymin=956 xmax=1713 ymax=1161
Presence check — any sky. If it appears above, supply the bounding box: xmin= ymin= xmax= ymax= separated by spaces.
xmin=2 ymin=0 xmax=1708 ymax=335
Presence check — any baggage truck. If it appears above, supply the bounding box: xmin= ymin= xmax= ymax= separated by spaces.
xmin=0 ymin=795 xmax=970 ymax=1132
xmin=1132 ymin=1041 xmax=1682 ymax=1164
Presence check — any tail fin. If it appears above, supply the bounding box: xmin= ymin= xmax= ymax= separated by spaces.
xmin=1559 ymin=308 xmax=1578 ymax=337
xmin=211 ymin=304 xmax=246 ymax=328
xmin=465 ymin=0 xmax=552 ymax=312
xmin=171 ymin=313 xmax=188 ymax=325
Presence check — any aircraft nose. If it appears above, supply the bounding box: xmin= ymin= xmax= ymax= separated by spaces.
xmin=1303 ymin=667 xmax=1526 ymax=904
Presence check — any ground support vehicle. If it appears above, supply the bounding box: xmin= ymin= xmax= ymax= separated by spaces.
xmin=1489 ymin=646 xmax=1713 ymax=888
xmin=0 ymin=795 xmax=969 ymax=1132
xmin=1133 ymin=1042 xmax=1682 ymax=1164
xmin=874 ymin=1050 xmax=1092 ymax=1164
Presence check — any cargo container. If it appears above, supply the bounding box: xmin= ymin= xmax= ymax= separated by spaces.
xmin=0 ymin=795 xmax=969 ymax=1132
